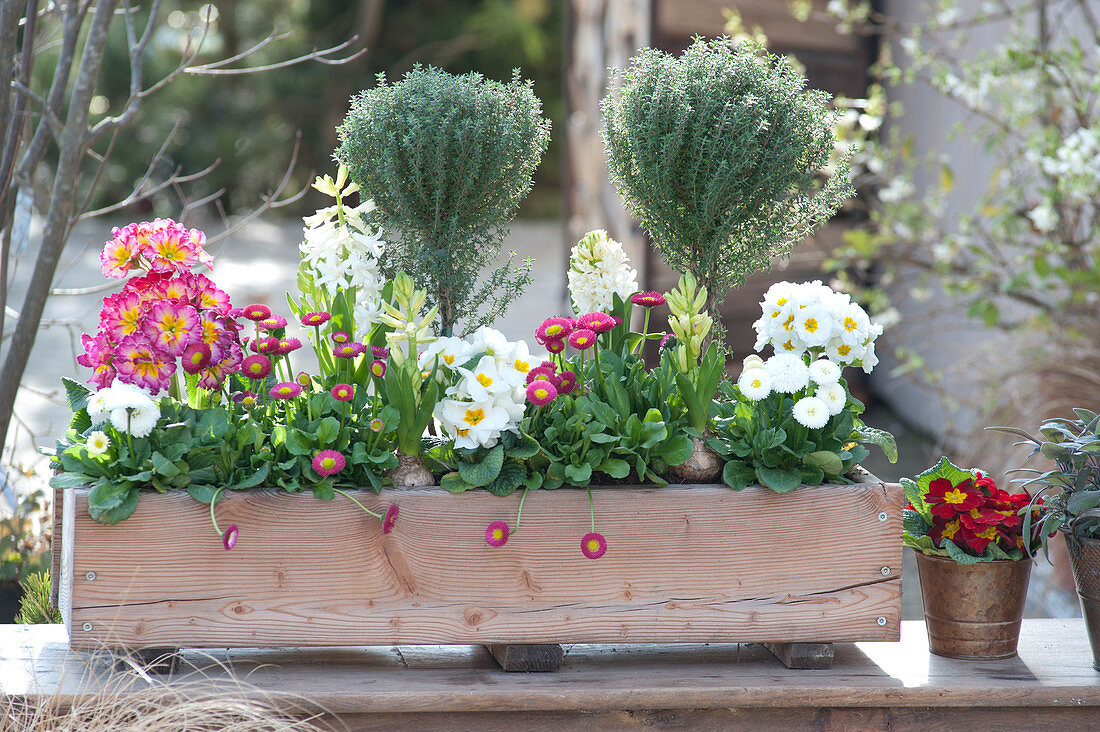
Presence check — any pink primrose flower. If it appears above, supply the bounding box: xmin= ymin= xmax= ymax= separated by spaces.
xmin=182 ymin=342 xmax=212 ymax=374
xmin=312 ymin=449 xmax=346 ymax=477
xmin=568 ymin=328 xmax=597 ymax=351
xmin=330 ymin=383 xmax=354 ymax=401
xmin=241 ymin=355 xmax=272 ymax=380
xmin=631 ymin=291 xmax=666 ymax=308
xmin=142 ymin=300 xmax=200 ymax=357
xmin=576 ymin=311 xmax=616 ymax=334
xmin=100 ymin=229 xmax=143 ymax=279
xmin=146 ymin=226 xmax=200 ymax=273
xmin=99 ymin=291 xmax=146 ymax=342
xmin=535 ymin=317 xmax=574 ymax=344
xmin=580 ymin=532 xmax=607 ymax=559
xmin=114 ymin=336 xmax=175 ymax=393
xmin=78 ymin=331 xmax=117 ymax=389
xmin=382 ymin=504 xmax=399 ymax=534
xmin=485 ymin=520 xmax=509 ymax=547
xmin=302 ymin=311 xmax=331 ymax=327
xmin=526 ymin=379 xmax=558 ymax=406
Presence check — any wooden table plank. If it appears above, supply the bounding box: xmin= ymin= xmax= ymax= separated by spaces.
xmin=3 ymin=620 xmax=1097 ymax=716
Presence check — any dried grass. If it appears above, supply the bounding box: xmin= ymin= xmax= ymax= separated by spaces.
xmin=2 ymin=649 xmax=334 ymax=732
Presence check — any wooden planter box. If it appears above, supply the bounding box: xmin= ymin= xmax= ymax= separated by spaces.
xmin=59 ymin=476 xmax=903 ymax=659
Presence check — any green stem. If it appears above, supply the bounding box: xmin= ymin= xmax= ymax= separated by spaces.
xmin=587 ymin=485 xmax=596 ymax=532
xmin=209 ymin=486 xmax=225 ymax=537
xmin=513 ymin=485 xmax=530 ymax=534
xmin=333 ymin=488 xmax=383 ymax=519
xmin=639 ymin=309 xmax=651 ymax=353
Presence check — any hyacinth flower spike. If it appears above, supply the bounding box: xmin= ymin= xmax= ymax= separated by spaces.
xmin=484 ymin=486 xmax=532 ymax=548
xmin=580 ymin=485 xmax=607 ymax=559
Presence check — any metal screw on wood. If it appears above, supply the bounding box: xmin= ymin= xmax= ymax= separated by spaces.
xmin=881 ymin=566 xmax=891 ymax=576
xmin=85 ymin=571 xmax=96 ymax=581
xmin=878 ymin=512 xmax=888 ymax=521
xmin=876 ymin=617 xmax=887 ymax=626
xmin=82 ymin=622 xmax=93 ymax=632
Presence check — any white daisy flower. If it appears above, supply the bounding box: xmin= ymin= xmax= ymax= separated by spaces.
xmin=764 ymin=353 xmax=810 ymax=393
xmin=109 ymin=400 xmax=160 ymax=438
xmin=792 ymin=396 xmax=830 ymax=429
xmin=737 ymin=368 xmax=772 ymax=401
xmin=86 ymin=430 xmax=110 ymax=456
xmin=742 ymin=354 xmax=765 ymax=371
xmin=808 ymin=359 xmax=842 ymax=385
xmin=816 ymin=382 xmax=848 ymax=415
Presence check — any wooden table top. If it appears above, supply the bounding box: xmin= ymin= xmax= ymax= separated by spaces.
xmin=2 ymin=620 xmax=1097 ymax=715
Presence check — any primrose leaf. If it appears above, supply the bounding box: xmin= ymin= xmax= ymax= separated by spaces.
xmin=755 ymin=465 xmax=802 ymax=493
xmin=62 ymin=377 xmax=92 ymax=412
xmin=458 ymin=444 xmax=505 ymax=488
xmin=440 ymin=472 xmax=474 ymax=493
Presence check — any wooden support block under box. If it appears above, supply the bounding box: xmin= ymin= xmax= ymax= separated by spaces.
xmin=60 ymin=480 xmax=903 ymax=651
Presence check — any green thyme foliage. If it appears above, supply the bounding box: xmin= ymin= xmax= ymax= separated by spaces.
xmin=15 ymin=570 xmax=61 ymax=624
xmin=602 ymin=38 xmax=853 ymax=323
xmin=336 ymin=66 xmax=551 ymax=336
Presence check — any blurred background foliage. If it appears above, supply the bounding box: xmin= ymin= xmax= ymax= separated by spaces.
xmin=61 ymin=0 xmax=564 ymax=218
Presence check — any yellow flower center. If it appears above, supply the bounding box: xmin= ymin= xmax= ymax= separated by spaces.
xmin=750 ymin=378 xmax=762 ymax=388
xmin=575 ymin=336 xmax=589 ymax=346
xmin=242 ymin=396 xmax=255 ymax=406
xmin=546 ymin=324 xmax=562 ymax=336
xmin=278 ymin=387 xmax=292 ymax=396
xmin=514 ymin=359 xmax=530 ymax=373
xmin=777 ymin=297 xmax=787 ymax=306
xmin=587 ymin=539 xmax=600 ymax=552
xmin=837 ymin=344 xmax=851 ymax=356
xmin=844 ymin=316 xmax=858 ymax=332
xmin=443 ymin=354 xmax=455 ymax=365
xmin=535 ymin=388 xmax=549 ymax=399
xmin=976 ymin=525 xmax=998 ymax=540
xmin=120 ymin=308 xmax=142 ymax=335
xmin=944 ymin=488 xmax=969 ymax=505
xmin=249 ymin=363 xmax=262 ymax=374
xmin=321 ymin=458 xmax=336 ymax=470
xmin=159 ymin=314 xmax=187 ymax=338
xmin=941 ymin=519 xmax=960 ymax=539
xmin=464 ymin=408 xmax=486 ymax=426
xmin=492 ymin=529 xmax=504 ymax=541
xmin=477 ymin=374 xmax=493 ymax=388
xmin=803 ymin=317 xmax=819 ymax=333
xmin=456 ymin=427 xmax=470 ymax=437
xmin=783 ymin=314 xmax=795 ymax=331
xmin=782 ymin=340 xmax=795 ymax=351
xmin=190 ymin=352 xmax=205 ymax=365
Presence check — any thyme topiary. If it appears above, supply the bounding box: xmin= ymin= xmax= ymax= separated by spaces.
xmin=602 ymin=37 xmax=853 ymax=344
xmin=336 ymin=66 xmax=551 ymax=336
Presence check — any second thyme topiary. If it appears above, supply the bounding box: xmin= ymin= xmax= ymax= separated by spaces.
xmin=602 ymin=37 xmax=853 ymax=345
xmin=337 ymin=66 xmax=551 ymax=336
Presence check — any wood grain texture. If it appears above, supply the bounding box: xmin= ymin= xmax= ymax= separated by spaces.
xmin=486 ymin=643 xmax=564 ymax=672
xmin=5 ymin=621 xmax=1098 ymax=715
xmin=763 ymin=642 xmax=833 ymax=669
xmin=64 ymin=482 xmax=903 ymax=650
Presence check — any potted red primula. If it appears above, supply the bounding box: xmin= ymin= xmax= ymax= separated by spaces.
xmin=903 ymin=458 xmax=1042 ymax=659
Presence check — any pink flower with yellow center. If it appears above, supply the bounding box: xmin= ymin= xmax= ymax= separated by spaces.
xmin=250 ymin=336 xmax=280 ymax=354
xmin=371 ymin=345 xmax=389 ymax=359
xmin=525 ymin=365 xmax=560 ymax=387
xmin=257 ymin=315 xmax=288 ymax=331
xmin=369 ymin=359 xmax=387 ymax=377
xmin=485 ymin=520 xmax=509 ymax=547
xmin=146 ymin=227 xmax=199 ymax=272
xmin=576 ymin=311 xmax=615 ymax=334
xmin=568 ymin=328 xmax=596 ymax=351
xmin=275 ymin=337 xmax=302 ymax=355
xmin=382 ymin=504 xmax=399 ymax=534
xmin=330 ymin=383 xmax=354 ymax=401
xmin=556 ymin=370 xmax=578 ymax=395
xmin=526 ymin=379 xmax=557 ymax=406
xmin=182 ymin=343 xmax=212 ymax=374
xmin=114 ymin=336 xmax=176 ymax=393
xmin=334 ymin=342 xmax=365 ymax=359
xmin=270 ymin=382 xmax=302 ymax=400
xmin=242 ymin=304 xmax=271 ymax=322
xmin=142 ymin=300 xmax=199 ymax=356
xmin=77 ymin=331 xmax=116 ymax=389
xmin=631 ymin=291 xmax=666 ymax=308
xmin=580 ymin=532 xmax=607 ymax=559
xmin=241 ymin=355 xmax=272 ymax=380
xmin=223 ymin=524 xmax=239 ymax=551
xmin=98 ymin=291 xmax=145 ymax=342
xmin=545 ymin=338 xmax=565 ymax=354
xmin=330 ymin=331 xmax=351 ymax=344
xmin=100 ymin=233 xmax=142 ymax=279
xmin=312 ymin=449 xmax=346 ymax=477
xmin=302 ymin=311 xmax=331 ymax=327
xmin=150 ymin=276 xmax=193 ymax=303
xmin=369 ymin=418 xmax=385 ymax=433
xmin=535 ymin=317 xmax=574 ymax=344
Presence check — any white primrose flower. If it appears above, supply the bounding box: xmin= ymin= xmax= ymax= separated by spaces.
xmin=737 ymin=368 xmax=772 ymax=401
xmin=567 ymin=229 xmax=638 ymax=314
xmin=494 ymin=388 xmax=527 ymax=432
xmin=764 ymin=353 xmax=810 ymax=394
xmin=827 ymin=338 xmax=864 ymax=366
xmin=419 ymin=336 xmax=475 ymax=372
xmin=792 ymin=396 xmax=830 ymax=429
xmin=793 ymin=305 xmax=834 ymax=347
xmin=808 ymin=358 xmax=841 ymax=385
xmin=465 ymin=326 xmax=512 ymax=360
xmin=435 ymin=398 xmax=510 ymax=450
xmin=817 ymin=382 xmax=848 ymax=416
xmin=454 ymin=355 xmax=511 ymax=402
xmin=836 ymin=302 xmax=871 ymax=347
xmin=86 ymin=430 xmax=110 ymax=456
xmin=498 ymin=339 xmax=541 ymax=386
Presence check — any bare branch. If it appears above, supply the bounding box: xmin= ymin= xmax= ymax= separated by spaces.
xmin=185 ymin=34 xmax=365 ymax=76
xmin=11 ymin=82 xmax=64 ymax=140
xmin=77 ymin=117 xmax=182 ymax=220
xmin=78 ymin=158 xmax=220 ymax=220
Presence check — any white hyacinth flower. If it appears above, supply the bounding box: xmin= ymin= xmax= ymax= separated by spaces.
xmin=764 ymin=353 xmax=810 ymax=394
xmin=792 ymin=396 xmax=830 ymax=429
xmin=567 ymin=230 xmax=638 ymax=314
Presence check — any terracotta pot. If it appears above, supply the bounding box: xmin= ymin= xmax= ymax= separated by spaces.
xmin=914 ymin=552 xmax=1031 ymax=660
xmin=1062 ymin=529 xmax=1100 ymax=671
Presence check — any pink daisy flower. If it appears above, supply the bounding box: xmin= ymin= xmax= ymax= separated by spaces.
xmin=568 ymin=328 xmax=597 ymax=351
xmin=301 ymin=311 xmax=331 ymax=327
xmin=526 ymin=379 xmax=557 ymax=406
xmin=525 ymin=365 xmax=560 ymax=387
xmin=312 ymin=449 xmax=346 ymax=477
xmin=485 ymin=520 xmax=509 ymax=547
xmin=296 ymin=371 xmax=312 ymax=388
xmin=382 ymin=504 xmax=399 ymax=534
xmin=535 ymin=317 xmax=573 ymax=344
xmin=369 ymin=359 xmax=387 ymax=377
xmin=251 ymin=336 xmax=280 ymax=354
xmin=241 ymin=354 xmax=272 ymax=380
xmin=631 ymin=291 xmax=666 ymax=308
xmin=333 ymin=342 xmax=364 ymax=359
xmin=556 ymin=370 xmax=578 ymax=395
xmin=371 ymin=345 xmax=389 ymax=359
xmin=369 ymin=418 xmax=385 ymax=433
xmin=274 ymin=337 xmax=302 ymax=355
xmin=581 ymin=532 xmax=607 ymax=559
xmin=142 ymin=300 xmax=200 ymax=357
xmin=223 ymin=524 xmax=239 ymax=551
xmin=545 ymin=338 xmax=566 ymax=354
xmin=242 ymin=304 xmax=272 ymax=321
xmin=257 ymin=315 xmax=288 ymax=331
xmin=182 ymin=342 xmax=212 ymax=374
xmin=329 ymin=331 xmax=351 ymax=344
xmin=269 ymin=381 xmax=302 ymax=400
xmin=576 ymin=311 xmax=616 ymax=333
xmin=331 ymin=383 xmax=354 ymax=401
